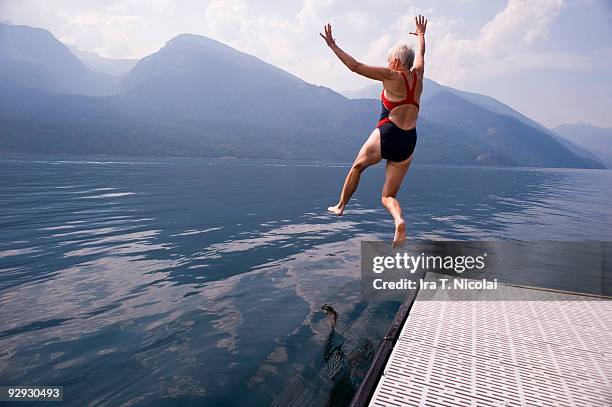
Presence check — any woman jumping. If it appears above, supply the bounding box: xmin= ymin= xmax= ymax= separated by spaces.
xmin=320 ymin=15 xmax=427 ymax=247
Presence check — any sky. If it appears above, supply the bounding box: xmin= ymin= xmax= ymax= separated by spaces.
xmin=1 ymin=0 xmax=611 ymax=128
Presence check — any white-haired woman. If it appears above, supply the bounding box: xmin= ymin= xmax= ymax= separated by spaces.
xmin=320 ymin=15 xmax=427 ymax=247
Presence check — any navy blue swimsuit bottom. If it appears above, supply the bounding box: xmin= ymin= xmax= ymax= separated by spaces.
xmin=378 ymin=121 xmax=417 ymax=162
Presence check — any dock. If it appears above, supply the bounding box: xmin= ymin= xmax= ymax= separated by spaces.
xmin=352 ymin=277 xmax=612 ymax=406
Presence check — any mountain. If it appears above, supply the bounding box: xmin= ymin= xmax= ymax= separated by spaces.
xmin=0 ymin=24 xmax=603 ymax=169
xmin=0 ymin=80 xmax=494 ymax=164
xmin=549 ymin=134 xmax=605 ymax=168
xmin=421 ymin=91 xmax=603 ymax=168
xmin=553 ymin=123 xmax=612 ymax=168
xmin=344 ymin=78 xmax=604 ymax=168
xmin=70 ymin=46 xmax=137 ymax=76
xmin=117 ymin=34 xmax=349 ymax=129
xmin=0 ymin=80 xmax=378 ymax=160
xmin=0 ymin=23 xmax=114 ymax=95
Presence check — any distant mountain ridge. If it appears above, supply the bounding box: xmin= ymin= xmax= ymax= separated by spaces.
xmin=344 ymin=78 xmax=606 ymax=168
xmin=116 ymin=33 xmax=348 ymax=129
xmin=554 ymin=123 xmax=612 ymax=168
xmin=69 ymin=46 xmax=137 ymax=76
xmin=0 ymin=23 xmax=115 ymax=95
xmin=123 ymin=34 xmax=304 ymax=90
xmin=421 ymin=91 xmax=601 ymax=168
xmin=0 ymin=22 xmax=603 ymax=169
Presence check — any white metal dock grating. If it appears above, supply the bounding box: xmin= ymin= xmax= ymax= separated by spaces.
xmin=369 ymin=293 xmax=612 ymax=406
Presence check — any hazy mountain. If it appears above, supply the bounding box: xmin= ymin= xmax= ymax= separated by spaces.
xmin=554 ymin=123 xmax=612 ymax=168
xmin=0 ymin=81 xmax=498 ymax=165
xmin=345 ymin=80 xmax=603 ymax=168
xmin=0 ymin=81 xmax=376 ymax=160
xmin=0 ymin=23 xmax=114 ymax=95
xmin=421 ymin=91 xmax=603 ymax=168
xmin=549 ymin=134 xmax=605 ymax=168
xmin=117 ymin=33 xmax=348 ymax=128
xmin=0 ymin=25 xmax=603 ymax=169
xmin=70 ymin=46 xmax=137 ymax=76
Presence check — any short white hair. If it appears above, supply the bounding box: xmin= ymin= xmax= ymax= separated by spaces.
xmin=387 ymin=43 xmax=414 ymax=70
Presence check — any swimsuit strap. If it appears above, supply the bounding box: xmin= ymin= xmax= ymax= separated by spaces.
xmin=412 ymin=71 xmax=420 ymax=109
xmin=400 ymin=71 xmax=417 ymax=103
xmin=399 ymin=71 xmax=410 ymax=100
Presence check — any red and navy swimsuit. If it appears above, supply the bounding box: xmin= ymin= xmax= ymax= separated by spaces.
xmin=376 ymin=70 xmax=419 ymax=162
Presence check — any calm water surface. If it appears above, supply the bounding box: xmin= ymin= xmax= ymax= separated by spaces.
xmin=1 ymin=156 xmax=611 ymax=406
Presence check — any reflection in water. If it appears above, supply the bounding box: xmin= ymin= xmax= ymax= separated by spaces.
xmin=321 ymin=304 xmax=337 ymax=328
xmin=1 ymin=156 xmax=611 ymax=406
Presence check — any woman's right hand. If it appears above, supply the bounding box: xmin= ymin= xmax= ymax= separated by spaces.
xmin=410 ymin=15 xmax=427 ymax=36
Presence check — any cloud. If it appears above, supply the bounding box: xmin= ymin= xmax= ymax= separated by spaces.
xmin=0 ymin=0 xmax=157 ymax=58
xmin=363 ymin=34 xmax=393 ymax=64
xmin=420 ymin=0 xmax=567 ymax=86
xmin=0 ymin=0 xmax=189 ymax=58
xmin=204 ymin=0 xmax=304 ymax=67
xmin=200 ymin=0 xmax=573 ymax=91
xmin=478 ymin=0 xmax=564 ymax=50
xmin=296 ymin=0 xmax=336 ymax=28
xmin=203 ymin=0 xmax=373 ymax=87
xmin=337 ymin=10 xmax=371 ymax=32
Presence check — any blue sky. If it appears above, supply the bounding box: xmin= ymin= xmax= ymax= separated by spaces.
xmin=2 ymin=0 xmax=611 ymax=128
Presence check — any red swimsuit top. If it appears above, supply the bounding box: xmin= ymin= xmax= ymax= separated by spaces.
xmin=381 ymin=70 xmax=419 ymax=111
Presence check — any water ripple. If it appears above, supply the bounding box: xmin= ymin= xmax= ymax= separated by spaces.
xmin=1 ymin=157 xmax=611 ymax=406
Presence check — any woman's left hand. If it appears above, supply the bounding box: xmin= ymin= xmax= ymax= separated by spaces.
xmin=410 ymin=15 xmax=427 ymax=36
xmin=319 ymin=23 xmax=336 ymax=47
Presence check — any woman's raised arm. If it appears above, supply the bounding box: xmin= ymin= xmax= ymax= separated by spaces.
xmin=320 ymin=23 xmax=394 ymax=82
xmin=410 ymin=15 xmax=427 ymax=75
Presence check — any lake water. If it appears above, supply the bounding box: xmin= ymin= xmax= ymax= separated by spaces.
xmin=1 ymin=156 xmax=611 ymax=406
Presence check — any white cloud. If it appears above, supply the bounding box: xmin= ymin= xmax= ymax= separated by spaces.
xmin=337 ymin=10 xmax=372 ymax=32
xmin=54 ymin=9 xmax=144 ymax=57
xmin=478 ymin=0 xmax=564 ymax=50
xmin=296 ymin=0 xmax=336 ymax=28
xmin=363 ymin=34 xmax=393 ymax=64
xmin=204 ymin=0 xmax=304 ymax=67
xmin=202 ymin=0 xmax=371 ymax=88
xmin=421 ymin=0 xmax=567 ymax=86
xmin=199 ymin=0 xmax=576 ymax=91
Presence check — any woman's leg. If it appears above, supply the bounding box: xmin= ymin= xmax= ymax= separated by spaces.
xmin=381 ymin=155 xmax=413 ymax=246
xmin=328 ymin=128 xmax=382 ymax=215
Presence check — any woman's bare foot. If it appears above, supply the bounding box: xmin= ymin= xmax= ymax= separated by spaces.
xmin=392 ymin=220 xmax=406 ymax=247
xmin=327 ymin=204 xmax=344 ymax=216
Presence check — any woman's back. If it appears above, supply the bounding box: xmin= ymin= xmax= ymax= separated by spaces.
xmin=382 ymin=69 xmax=423 ymax=130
